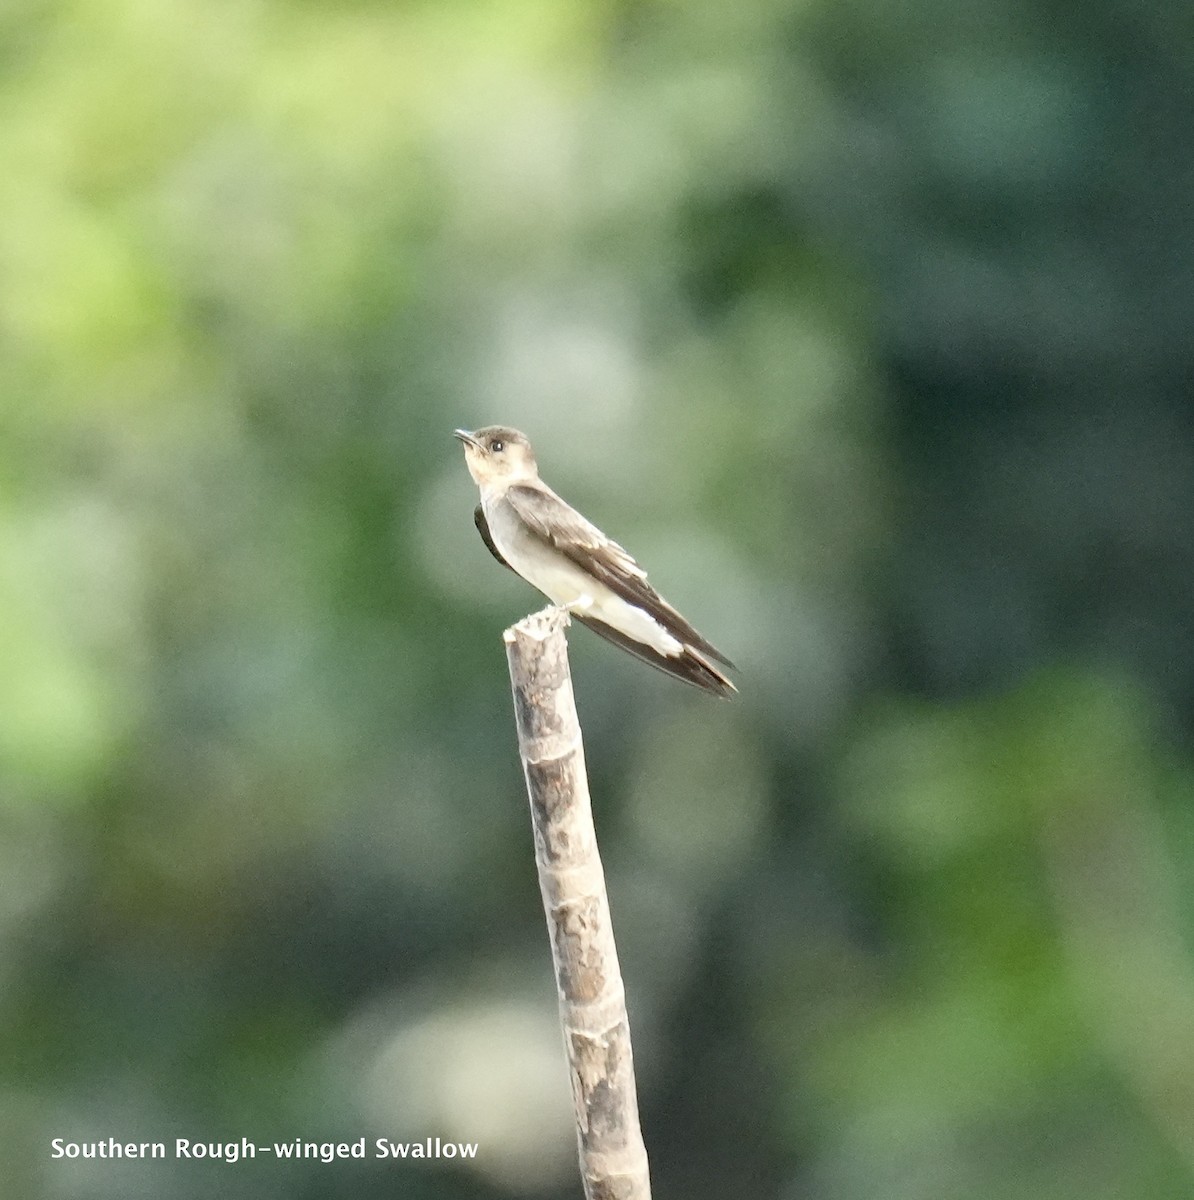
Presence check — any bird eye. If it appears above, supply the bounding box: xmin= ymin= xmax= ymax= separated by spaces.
xmin=490 ymin=439 xmax=505 ymax=453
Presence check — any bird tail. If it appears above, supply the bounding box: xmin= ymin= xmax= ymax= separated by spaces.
xmin=574 ymin=615 xmax=737 ymax=698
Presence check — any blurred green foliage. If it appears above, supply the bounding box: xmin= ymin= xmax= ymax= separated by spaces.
xmin=3 ymin=0 xmax=1193 ymax=1198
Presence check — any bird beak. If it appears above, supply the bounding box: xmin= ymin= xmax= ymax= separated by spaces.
xmin=453 ymin=428 xmax=483 ymax=451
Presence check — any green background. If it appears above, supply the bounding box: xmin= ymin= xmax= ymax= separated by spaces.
xmin=5 ymin=1 xmax=1193 ymax=1197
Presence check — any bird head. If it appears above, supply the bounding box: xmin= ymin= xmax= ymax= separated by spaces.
xmin=453 ymin=426 xmax=538 ymax=488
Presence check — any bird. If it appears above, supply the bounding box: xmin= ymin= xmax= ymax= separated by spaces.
xmin=454 ymin=425 xmax=736 ymax=697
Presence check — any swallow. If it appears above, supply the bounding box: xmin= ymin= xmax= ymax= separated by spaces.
xmin=455 ymin=426 xmax=736 ymax=697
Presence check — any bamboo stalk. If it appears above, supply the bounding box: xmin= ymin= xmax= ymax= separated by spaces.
xmin=504 ymin=606 xmax=652 ymax=1200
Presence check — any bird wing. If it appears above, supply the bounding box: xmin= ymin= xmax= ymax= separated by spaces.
xmin=503 ymin=483 xmax=735 ymax=669
xmin=474 ymin=505 xmax=514 ymax=571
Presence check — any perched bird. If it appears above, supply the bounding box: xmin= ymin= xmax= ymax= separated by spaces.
xmin=454 ymin=425 xmax=736 ymax=697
